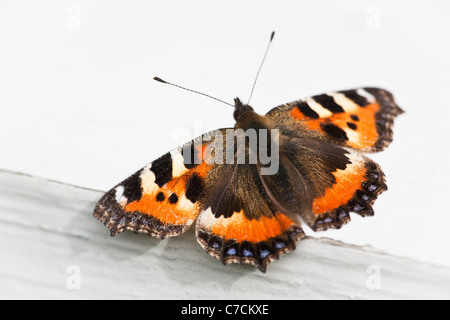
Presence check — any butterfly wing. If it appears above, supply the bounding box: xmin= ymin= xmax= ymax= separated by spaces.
xmin=281 ymin=137 xmax=387 ymax=231
xmin=195 ymin=162 xmax=305 ymax=273
xmin=266 ymin=87 xmax=403 ymax=152
xmin=93 ymin=129 xmax=229 ymax=239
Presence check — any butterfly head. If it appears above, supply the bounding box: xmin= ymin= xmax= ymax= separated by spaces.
xmin=233 ymin=98 xmax=254 ymax=122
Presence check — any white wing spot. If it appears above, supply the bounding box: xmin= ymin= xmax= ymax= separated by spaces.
xmin=114 ymin=185 xmax=128 ymax=206
xmin=171 ymin=149 xmax=189 ymax=177
xmin=140 ymin=164 xmax=159 ymax=195
xmin=328 ymin=92 xmax=360 ymax=113
xmin=357 ymin=88 xmax=376 ymax=103
xmin=306 ymin=97 xmax=333 ymax=118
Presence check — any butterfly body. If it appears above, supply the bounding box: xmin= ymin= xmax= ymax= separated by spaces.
xmin=94 ymin=87 xmax=403 ymax=272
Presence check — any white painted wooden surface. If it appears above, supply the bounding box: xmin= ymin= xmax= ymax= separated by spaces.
xmin=2 ymin=0 xmax=450 ymax=268
xmin=1 ymin=0 xmax=450 ymax=300
xmin=1 ymin=170 xmax=449 ymax=300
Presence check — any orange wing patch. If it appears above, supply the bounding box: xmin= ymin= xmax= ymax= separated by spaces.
xmin=93 ymin=131 xmax=224 ymax=239
xmin=312 ymin=162 xmax=367 ymax=214
xmin=196 ymin=209 xmax=305 ymax=272
xmin=208 ymin=211 xmax=296 ymax=243
xmin=124 ymin=155 xmax=212 ymax=221
xmin=271 ymin=87 xmax=403 ymax=152
xmin=305 ymin=150 xmax=387 ymax=231
xmin=293 ymin=102 xmax=381 ymax=150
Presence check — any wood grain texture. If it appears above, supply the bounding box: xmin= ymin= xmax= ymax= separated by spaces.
xmin=1 ymin=170 xmax=449 ymax=300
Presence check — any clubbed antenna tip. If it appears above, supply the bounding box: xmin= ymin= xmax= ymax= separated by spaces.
xmin=153 ymin=76 xmax=167 ymax=83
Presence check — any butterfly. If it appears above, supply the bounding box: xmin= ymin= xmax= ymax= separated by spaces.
xmin=93 ymin=83 xmax=403 ymax=272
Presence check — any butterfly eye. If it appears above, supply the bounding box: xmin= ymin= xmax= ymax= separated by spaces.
xmin=233 ymin=102 xmax=254 ymax=122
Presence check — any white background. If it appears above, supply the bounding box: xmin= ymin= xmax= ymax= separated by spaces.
xmin=1 ymin=0 xmax=449 ymax=269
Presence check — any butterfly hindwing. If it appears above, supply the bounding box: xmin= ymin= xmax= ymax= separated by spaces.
xmin=195 ymin=163 xmax=305 ymax=272
xmin=266 ymin=87 xmax=404 ymax=152
xmin=282 ymin=138 xmax=387 ymax=231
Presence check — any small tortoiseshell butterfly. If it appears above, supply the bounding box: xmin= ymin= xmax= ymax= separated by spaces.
xmin=93 ymin=33 xmax=403 ymax=272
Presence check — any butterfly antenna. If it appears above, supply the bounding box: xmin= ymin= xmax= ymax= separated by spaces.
xmin=153 ymin=77 xmax=234 ymax=107
xmin=247 ymin=31 xmax=275 ymax=105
